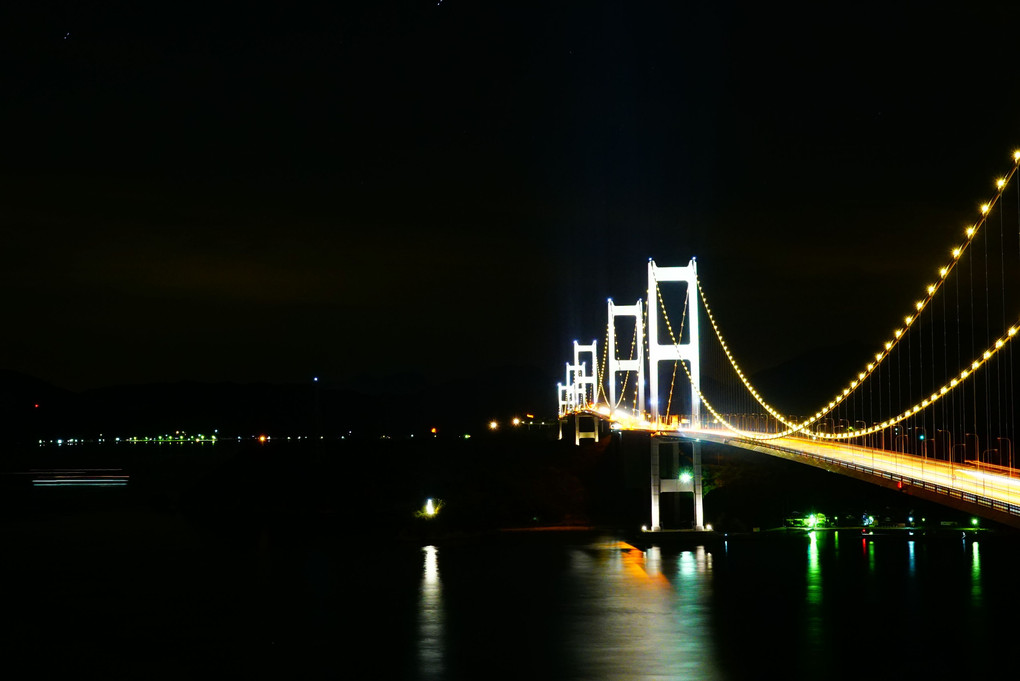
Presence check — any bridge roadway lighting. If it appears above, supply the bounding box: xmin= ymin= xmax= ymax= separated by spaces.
xmin=983 ymin=449 xmax=1000 ymax=467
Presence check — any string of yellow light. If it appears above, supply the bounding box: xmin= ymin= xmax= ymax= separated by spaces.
xmin=691 ymin=150 xmax=1020 ymax=436
xmin=667 ymin=302 xmax=1020 ymax=443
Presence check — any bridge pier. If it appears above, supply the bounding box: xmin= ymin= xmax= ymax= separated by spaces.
xmin=650 ymin=435 xmax=704 ymax=531
xmin=574 ymin=412 xmax=599 ymax=445
xmin=556 ymin=413 xmax=600 ymax=444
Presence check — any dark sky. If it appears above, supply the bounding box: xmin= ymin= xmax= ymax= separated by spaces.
xmin=4 ymin=1 xmax=1020 ymax=394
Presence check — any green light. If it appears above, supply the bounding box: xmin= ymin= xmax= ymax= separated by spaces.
xmin=678 ymin=471 xmax=692 ymax=483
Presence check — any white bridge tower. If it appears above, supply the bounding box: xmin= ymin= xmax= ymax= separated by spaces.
xmin=607 ymin=298 xmax=645 ymax=418
xmin=646 ymin=258 xmax=701 ymax=428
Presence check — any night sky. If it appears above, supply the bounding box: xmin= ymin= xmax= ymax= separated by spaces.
xmin=5 ymin=2 xmax=1020 ymax=396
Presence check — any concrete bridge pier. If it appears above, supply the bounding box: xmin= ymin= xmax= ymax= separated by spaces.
xmin=557 ymin=413 xmax=600 ymax=444
xmin=650 ymin=435 xmax=704 ymax=531
xmin=574 ymin=412 xmax=599 ymax=445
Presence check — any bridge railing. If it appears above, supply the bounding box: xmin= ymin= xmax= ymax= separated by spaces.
xmin=730 ymin=436 xmax=1020 ymax=521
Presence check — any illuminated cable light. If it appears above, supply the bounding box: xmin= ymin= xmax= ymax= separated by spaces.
xmin=980 ymin=203 xmax=990 ymax=214
xmin=997 ymin=178 xmax=1006 ymax=189
xmin=915 ymin=301 xmax=924 ymax=311
xmin=904 ymin=315 xmax=913 ymax=325
xmin=824 ymin=313 xmax=1020 ymax=442
xmin=894 ymin=329 xmax=903 ymax=338
xmin=927 ymin=284 xmax=936 ymax=294
xmin=952 ymin=247 xmax=962 ymax=258
xmin=965 ymin=226 xmax=976 ymax=238
xmin=1014 ymin=150 xmax=1020 ymax=162
xmin=694 ymin=255 xmax=1020 ymax=442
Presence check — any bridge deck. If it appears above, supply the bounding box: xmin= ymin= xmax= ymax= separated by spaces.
xmin=689 ymin=429 xmax=1020 ymax=527
xmin=573 ymin=409 xmax=1020 ymax=528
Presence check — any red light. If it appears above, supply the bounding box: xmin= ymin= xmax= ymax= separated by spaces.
xmin=34 ymin=404 xmax=39 ymax=408
xmin=897 ymin=481 xmax=903 ymax=489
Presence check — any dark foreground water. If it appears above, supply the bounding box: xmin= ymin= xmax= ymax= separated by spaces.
xmin=377 ymin=531 xmax=1020 ymax=681
xmin=3 ymin=488 xmax=1018 ymax=681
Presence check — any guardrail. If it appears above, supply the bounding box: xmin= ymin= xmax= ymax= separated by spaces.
xmin=731 ymin=437 xmax=1020 ymax=520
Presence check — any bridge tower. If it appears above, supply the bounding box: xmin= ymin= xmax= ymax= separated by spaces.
xmin=563 ymin=362 xmax=584 ymax=411
xmin=646 ymin=258 xmax=701 ymax=428
xmin=572 ymin=341 xmax=599 ymax=444
xmin=572 ymin=340 xmax=598 ymax=408
xmin=607 ymin=298 xmax=645 ymax=418
xmin=646 ymin=258 xmax=704 ymax=532
xmin=556 ymin=382 xmax=570 ymax=418
xmin=557 ymin=362 xmax=583 ymax=441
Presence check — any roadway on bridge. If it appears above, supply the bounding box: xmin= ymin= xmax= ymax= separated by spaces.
xmin=688 ymin=429 xmax=1020 ymax=513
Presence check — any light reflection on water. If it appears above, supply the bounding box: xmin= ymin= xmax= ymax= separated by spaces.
xmin=407 ymin=533 xmax=1017 ymax=681
xmin=806 ymin=531 xmax=821 ymax=606
xmin=415 ymin=538 xmax=721 ymax=681
xmin=418 ymin=546 xmax=445 ymax=680
xmin=971 ymin=539 xmax=982 ymax=603
xmin=563 ymin=542 xmax=720 ymax=680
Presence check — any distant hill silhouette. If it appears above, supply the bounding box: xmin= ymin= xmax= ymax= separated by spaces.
xmin=2 ymin=347 xmax=876 ymax=444
xmin=0 ymin=365 xmax=556 ymax=443
xmin=0 ymin=346 xmax=883 ymax=444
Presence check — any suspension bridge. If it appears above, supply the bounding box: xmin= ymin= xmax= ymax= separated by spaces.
xmin=558 ymin=150 xmax=1020 ymax=531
